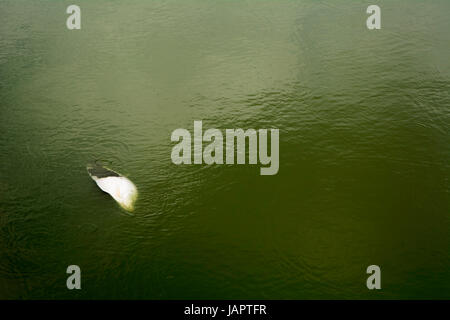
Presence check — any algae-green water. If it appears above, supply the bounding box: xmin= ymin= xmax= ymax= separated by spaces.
xmin=0 ymin=0 xmax=449 ymax=299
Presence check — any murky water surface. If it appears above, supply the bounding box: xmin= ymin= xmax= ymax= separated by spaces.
xmin=0 ymin=0 xmax=449 ymax=298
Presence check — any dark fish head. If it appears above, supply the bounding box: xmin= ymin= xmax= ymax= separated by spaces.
xmin=86 ymin=163 xmax=120 ymax=179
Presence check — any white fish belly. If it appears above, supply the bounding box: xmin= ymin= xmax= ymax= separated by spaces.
xmin=94 ymin=176 xmax=138 ymax=211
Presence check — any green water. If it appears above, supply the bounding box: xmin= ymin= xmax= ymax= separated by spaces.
xmin=0 ymin=0 xmax=449 ymax=299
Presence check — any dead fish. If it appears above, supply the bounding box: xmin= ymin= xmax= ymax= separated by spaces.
xmin=87 ymin=163 xmax=138 ymax=211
